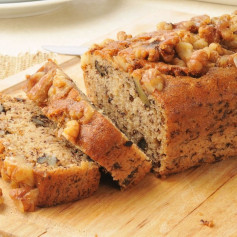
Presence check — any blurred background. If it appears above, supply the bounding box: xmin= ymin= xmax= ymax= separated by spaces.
xmin=0 ymin=0 xmax=235 ymax=78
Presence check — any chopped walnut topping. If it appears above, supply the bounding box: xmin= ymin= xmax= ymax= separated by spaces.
xmin=133 ymin=43 xmax=160 ymax=62
xmin=48 ymin=69 xmax=72 ymax=100
xmin=132 ymin=71 xmax=150 ymax=106
xmin=1 ymin=157 xmax=34 ymax=188
xmin=187 ymin=49 xmax=209 ymax=74
xmin=176 ymin=41 xmax=193 ymax=62
xmin=159 ymin=33 xmax=179 ymax=63
xmin=113 ymin=55 xmax=130 ymax=72
xmin=193 ymin=38 xmax=208 ymax=49
xmin=134 ymin=47 xmax=149 ymax=60
xmin=81 ymin=106 xmax=94 ymax=124
xmin=171 ymin=57 xmax=186 ymax=67
xmin=141 ymin=68 xmax=164 ymax=93
xmin=117 ymin=31 xmax=132 ymax=41
xmin=199 ymin=25 xmax=220 ymax=44
xmin=69 ymin=108 xmax=83 ymax=120
xmin=53 ymin=71 xmax=67 ymax=88
xmin=217 ymin=54 xmax=235 ymax=67
xmin=9 ymin=188 xmax=39 ymax=212
xmin=81 ymin=53 xmax=92 ymax=68
xmin=157 ymin=22 xmax=173 ymax=31
xmin=92 ymin=12 xmax=237 ymax=95
xmin=63 ymin=120 xmax=80 ymax=143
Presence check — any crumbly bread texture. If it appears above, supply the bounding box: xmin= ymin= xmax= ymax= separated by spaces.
xmin=25 ymin=61 xmax=151 ymax=189
xmin=0 ymin=95 xmax=100 ymax=211
xmin=82 ymin=12 xmax=237 ymax=176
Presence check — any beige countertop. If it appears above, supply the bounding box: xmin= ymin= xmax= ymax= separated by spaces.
xmin=0 ymin=0 xmax=235 ymax=56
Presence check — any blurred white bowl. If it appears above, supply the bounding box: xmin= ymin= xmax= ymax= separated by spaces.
xmin=0 ymin=0 xmax=71 ymax=18
xmin=0 ymin=0 xmax=38 ymax=2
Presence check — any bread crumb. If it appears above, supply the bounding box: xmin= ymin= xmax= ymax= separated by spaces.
xmin=200 ymin=219 xmax=214 ymax=227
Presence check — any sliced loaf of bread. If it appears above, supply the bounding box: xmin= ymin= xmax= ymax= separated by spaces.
xmin=25 ymin=60 xmax=151 ymax=189
xmin=0 ymin=95 xmax=100 ymax=212
xmin=81 ymin=13 xmax=237 ymax=176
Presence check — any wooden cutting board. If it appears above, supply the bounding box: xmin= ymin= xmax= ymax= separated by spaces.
xmin=1 ymin=9 xmax=237 ymax=237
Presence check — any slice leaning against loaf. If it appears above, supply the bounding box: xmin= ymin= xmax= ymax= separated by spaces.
xmin=25 ymin=60 xmax=151 ymax=189
xmin=81 ymin=12 xmax=237 ymax=176
xmin=0 ymin=95 xmax=100 ymax=212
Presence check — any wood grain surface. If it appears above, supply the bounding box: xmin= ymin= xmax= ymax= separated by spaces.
xmin=0 ymin=10 xmax=237 ymax=237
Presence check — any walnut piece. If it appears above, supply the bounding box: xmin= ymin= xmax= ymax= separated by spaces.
xmin=2 ymin=157 xmax=34 ymax=188
xmin=9 ymin=187 xmax=39 ymax=212
xmin=81 ymin=106 xmax=95 ymax=124
xmin=113 ymin=55 xmax=130 ymax=72
xmin=37 ymin=154 xmax=59 ymax=166
xmin=91 ymin=12 xmax=237 ymax=82
xmin=53 ymin=71 xmax=67 ymax=88
xmin=132 ymin=71 xmax=150 ymax=106
xmin=176 ymin=41 xmax=193 ymax=62
xmin=141 ymin=69 xmax=164 ymax=93
xmin=157 ymin=21 xmax=173 ymax=30
xmin=63 ymin=120 xmax=80 ymax=143
xmin=187 ymin=49 xmax=209 ymax=74
xmin=117 ymin=31 xmax=132 ymax=41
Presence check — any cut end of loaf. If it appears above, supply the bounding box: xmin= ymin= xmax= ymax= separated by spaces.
xmin=0 ymin=95 xmax=100 ymax=211
xmin=82 ymin=52 xmax=237 ymax=176
xmin=82 ymin=56 xmax=167 ymax=174
xmin=25 ymin=60 xmax=151 ymax=189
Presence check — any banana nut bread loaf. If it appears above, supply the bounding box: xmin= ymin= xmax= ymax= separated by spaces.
xmin=25 ymin=61 xmax=151 ymax=189
xmin=81 ymin=12 xmax=237 ymax=176
xmin=0 ymin=95 xmax=100 ymax=212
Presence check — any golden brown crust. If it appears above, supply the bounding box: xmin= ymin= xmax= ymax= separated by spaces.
xmin=77 ymin=112 xmax=151 ymax=185
xmin=25 ymin=61 xmax=151 ymax=189
xmin=156 ymin=67 xmax=237 ymax=175
xmin=34 ymin=164 xmax=100 ymax=207
xmin=2 ymin=158 xmax=100 ymax=210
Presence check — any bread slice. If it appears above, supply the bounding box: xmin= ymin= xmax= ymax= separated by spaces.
xmin=25 ymin=61 xmax=151 ymax=189
xmin=0 ymin=95 xmax=100 ymax=212
xmin=81 ymin=12 xmax=237 ymax=176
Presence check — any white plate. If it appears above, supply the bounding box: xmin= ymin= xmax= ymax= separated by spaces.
xmin=195 ymin=0 xmax=237 ymax=5
xmin=0 ymin=0 xmax=71 ymax=18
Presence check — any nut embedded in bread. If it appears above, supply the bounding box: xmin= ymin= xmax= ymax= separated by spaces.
xmin=0 ymin=95 xmax=100 ymax=211
xmin=25 ymin=61 xmax=151 ymax=189
xmin=81 ymin=12 xmax=237 ymax=176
